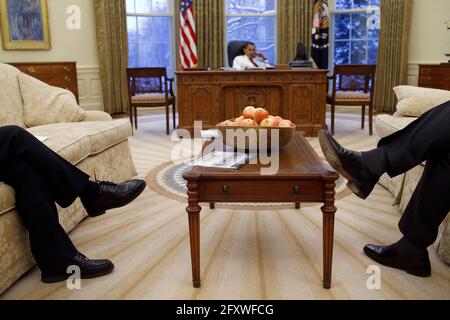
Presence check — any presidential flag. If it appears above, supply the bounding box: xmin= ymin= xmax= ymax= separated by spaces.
xmin=180 ymin=0 xmax=198 ymax=69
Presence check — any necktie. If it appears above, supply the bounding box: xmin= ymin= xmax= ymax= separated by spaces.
xmin=250 ymin=57 xmax=258 ymax=67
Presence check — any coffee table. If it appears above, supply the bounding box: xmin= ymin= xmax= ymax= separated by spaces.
xmin=183 ymin=132 xmax=339 ymax=289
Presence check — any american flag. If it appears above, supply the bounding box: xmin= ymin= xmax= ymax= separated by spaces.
xmin=180 ymin=0 xmax=198 ymax=69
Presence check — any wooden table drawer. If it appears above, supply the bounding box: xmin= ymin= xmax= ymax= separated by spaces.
xmin=199 ymin=180 xmax=324 ymax=202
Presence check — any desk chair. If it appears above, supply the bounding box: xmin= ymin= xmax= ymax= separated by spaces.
xmin=227 ymin=41 xmax=250 ymax=67
xmin=126 ymin=67 xmax=176 ymax=135
xmin=327 ymin=64 xmax=377 ymax=135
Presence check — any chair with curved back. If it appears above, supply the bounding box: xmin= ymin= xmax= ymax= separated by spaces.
xmin=227 ymin=40 xmax=250 ymax=67
xmin=327 ymin=64 xmax=377 ymax=135
xmin=126 ymin=67 xmax=176 ymax=135
xmin=294 ymin=42 xmax=309 ymax=61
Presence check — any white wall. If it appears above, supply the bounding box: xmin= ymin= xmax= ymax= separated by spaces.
xmin=407 ymin=0 xmax=450 ymax=85
xmin=0 ymin=0 xmax=103 ymax=110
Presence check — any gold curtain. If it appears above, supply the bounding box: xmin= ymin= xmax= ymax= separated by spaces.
xmin=374 ymin=0 xmax=413 ymax=114
xmin=174 ymin=0 xmax=181 ymax=71
xmin=277 ymin=0 xmax=313 ymax=64
xmin=194 ymin=0 xmax=225 ymax=69
xmin=93 ymin=0 xmax=129 ymax=114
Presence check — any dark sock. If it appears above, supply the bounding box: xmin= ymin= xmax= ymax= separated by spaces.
xmin=395 ymin=237 xmax=428 ymax=256
xmin=362 ymin=148 xmax=389 ymax=178
xmin=80 ymin=181 xmax=100 ymax=207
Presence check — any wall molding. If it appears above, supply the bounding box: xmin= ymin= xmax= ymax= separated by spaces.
xmin=77 ymin=65 xmax=103 ymax=111
xmin=407 ymin=63 xmax=420 ymax=86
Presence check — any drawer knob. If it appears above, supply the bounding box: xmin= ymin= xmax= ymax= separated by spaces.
xmin=28 ymin=67 xmax=36 ymax=74
xmin=222 ymin=185 xmax=230 ymax=195
xmin=293 ymin=186 xmax=301 ymax=196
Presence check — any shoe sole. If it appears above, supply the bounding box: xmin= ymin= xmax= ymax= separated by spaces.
xmin=318 ymin=130 xmax=369 ymax=200
xmin=42 ymin=264 xmax=115 ymax=284
xmin=89 ymin=181 xmax=147 ymax=217
xmin=363 ymin=247 xmax=431 ymax=278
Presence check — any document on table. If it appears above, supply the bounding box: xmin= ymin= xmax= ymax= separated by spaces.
xmin=34 ymin=136 xmax=49 ymax=142
xmin=191 ymin=151 xmax=254 ymax=170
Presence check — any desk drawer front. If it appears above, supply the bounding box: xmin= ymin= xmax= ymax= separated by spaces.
xmin=199 ymin=180 xmax=324 ymax=202
xmin=14 ymin=63 xmax=74 ymax=76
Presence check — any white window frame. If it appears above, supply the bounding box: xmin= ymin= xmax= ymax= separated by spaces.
xmin=329 ymin=0 xmax=380 ymax=68
xmin=126 ymin=0 xmax=177 ymax=75
xmin=224 ymin=0 xmax=278 ymax=66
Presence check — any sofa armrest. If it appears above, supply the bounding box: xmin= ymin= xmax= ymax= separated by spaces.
xmin=82 ymin=111 xmax=113 ymax=122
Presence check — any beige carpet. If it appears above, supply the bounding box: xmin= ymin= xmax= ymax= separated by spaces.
xmin=1 ymin=108 xmax=449 ymax=300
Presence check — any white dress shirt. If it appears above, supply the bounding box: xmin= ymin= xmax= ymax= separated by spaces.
xmin=232 ymin=55 xmax=273 ymax=70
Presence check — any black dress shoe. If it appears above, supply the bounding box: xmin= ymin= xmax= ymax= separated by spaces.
xmin=41 ymin=253 xmax=114 ymax=284
xmin=84 ymin=180 xmax=146 ymax=217
xmin=318 ymin=130 xmax=377 ymax=199
xmin=364 ymin=244 xmax=431 ymax=278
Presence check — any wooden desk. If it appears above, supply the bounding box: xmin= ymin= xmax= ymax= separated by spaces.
xmin=176 ymin=69 xmax=328 ymax=137
xmin=183 ymin=132 xmax=339 ymax=289
xmin=418 ymin=64 xmax=450 ymax=91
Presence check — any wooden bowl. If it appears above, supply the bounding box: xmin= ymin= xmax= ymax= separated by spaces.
xmin=216 ymin=123 xmax=296 ymax=151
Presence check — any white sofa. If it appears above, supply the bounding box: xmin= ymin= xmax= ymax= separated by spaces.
xmin=376 ymin=111 xmax=450 ymax=265
xmin=0 ymin=63 xmax=138 ymax=294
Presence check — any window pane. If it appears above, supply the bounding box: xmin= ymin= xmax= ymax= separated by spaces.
xmin=127 ymin=16 xmax=174 ymax=75
xmin=227 ymin=16 xmax=276 ymax=63
xmin=335 ymin=0 xmax=352 ymax=10
xmin=226 ymin=0 xmax=276 ymax=15
xmin=353 ymin=0 xmax=369 ymax=9
xmin=351 ymin=13 xmax=368 ymax=40
xmin=334 ymin=14 xmax=350 ymax=40
xmin=126 ymin=0 xmax=135 ymax=14
xmin=367 ymin=39 xmax=378 ymax=64
xmin=135 ymin=0 xmax=170 ymax=14
xmin=334 ymin=41 xmax=350 ymax=64
xmin=127 ymin=16 xmax=138 ymax=42
xmin=350 ymin=40 xmax=367 ymax=64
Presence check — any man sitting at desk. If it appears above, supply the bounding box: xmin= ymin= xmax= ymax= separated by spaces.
xmin=232 ymin=42 xmax=273 ymax=70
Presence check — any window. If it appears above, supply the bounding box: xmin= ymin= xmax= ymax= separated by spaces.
xmin=330 ymin=0 xmax=380 ymax=66
xmin=126 ymin=0 xmax=175 ymax=76
xmin=225 ymin=0 xmax=277 ymax=64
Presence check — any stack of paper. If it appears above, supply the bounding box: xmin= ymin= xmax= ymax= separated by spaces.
xmin=191 ymin=151 xmax=253 ymax=170
xmin=34 ymin=136 xmax=49 ymax=142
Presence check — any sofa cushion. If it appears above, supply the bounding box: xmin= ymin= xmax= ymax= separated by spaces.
xmin=375 ymin=114 xmax=417 ymax=138
xmin=27 ymin=119 xmax=132 ymax=165
xmin=0 ymin=64 xmax=25 ymax=128
xmin=0 ymin=183 xmax=15 ymax=217
xmin=18 ymin=72 xmax=87 ymax=128
xmin=394 ymin=86 xmax=450 ymax=117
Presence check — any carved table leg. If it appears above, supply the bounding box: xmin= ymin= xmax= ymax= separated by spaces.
xmin=321 ymin=181 xmax=337 ymax=289
xmin=186 ymin=179 xmax=202 ymax=288
xmin=295 ymin=202 xmax=301 ymax=209
xmin=210 ymin=203 xmax=215 ymax=209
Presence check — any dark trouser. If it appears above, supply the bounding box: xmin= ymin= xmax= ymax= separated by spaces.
xmin=0 ymin=126 xmax=90 ymax=271
xmin=377 ymin=101 xmax=450 ymax=248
